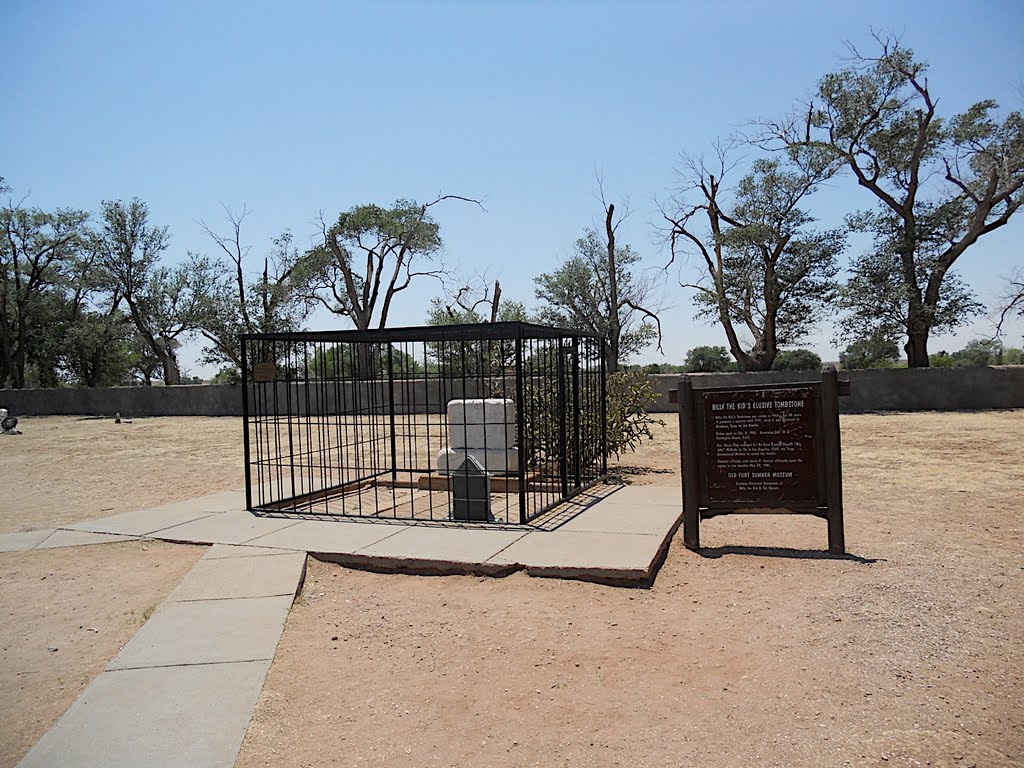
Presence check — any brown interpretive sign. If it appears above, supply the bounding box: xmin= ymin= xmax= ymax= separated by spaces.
xmin=673 ymin=366 xmax=849 ymax=554
xmin=702 ymin=387 xmax=818 ymax=507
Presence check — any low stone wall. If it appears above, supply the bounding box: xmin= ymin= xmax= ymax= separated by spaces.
xmin=1 ymin=384 xmax=242 ymax=417
xmin=2 ymin=366 xmax=1022 ymax=417
xmin=647 ymin=366 xmax=1024 ymax=413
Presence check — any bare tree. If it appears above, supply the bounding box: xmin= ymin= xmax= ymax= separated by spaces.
xmin=996 ymin=266 xmax=1024 ymax=340
xmin=597 ymin=181 xmax=663 ymax=372
xmin=198 ymin=205 xmax=314 ymax=369
xmin=436 ymin=267 xmax=515 ymax=324
xmin=535 ymin=183 xmax=663 ymax=373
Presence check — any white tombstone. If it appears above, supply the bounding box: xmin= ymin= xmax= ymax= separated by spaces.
xmin=437 ymin=398 xmax=518 ymax=475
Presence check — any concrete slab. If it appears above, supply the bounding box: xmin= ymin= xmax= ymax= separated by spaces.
xmin=34 ymin=530 xmax=137 ymax=549
xmin=244 ymin=518 xmax=403 ymax=553
xmin=108 ymin=595 xmax=293 ymax=670
xmin=146 ymin=489 xmax=245 ymax=514
xmin=16 ymin=660 xmax=272 ymax=768
xmin=601 ymin=485 xmax=682 ymax=508
xmin=204 ymin=543 xmax=299 ymax=559
xmin=557 ymin=495 xmax=682 ymax=535
xmin=0 ymin=529 xmax=55 ymax=553
xmin=490 ymin=530 xmax=671 ymax=585
xmin=152 ymin=510 xmax=301 ymax=545
xmin=65 ymin=490 xmax=244 ymax=537
xmin=168 ymin=551 xmax=307 ymax=601
xmin=66 ymin=507 xmax=221 ymax=537
xmin=347 ymin=526 xmax=529 ymax=575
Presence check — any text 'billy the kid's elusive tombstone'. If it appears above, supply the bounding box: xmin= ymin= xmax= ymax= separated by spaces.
xmin=672 ymin=365 xmax=849 ymax=554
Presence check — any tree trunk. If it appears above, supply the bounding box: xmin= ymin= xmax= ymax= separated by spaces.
xmin=605 ymin=203 xmax=621 ymax=374
xmin=904 ymin=326 xmax=930 ymax=368
xmin=159 ymin=343 xmax=182 ymax=385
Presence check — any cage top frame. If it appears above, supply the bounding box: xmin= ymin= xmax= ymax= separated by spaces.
xmin=239 ymin=321 xmax=602 ymax=345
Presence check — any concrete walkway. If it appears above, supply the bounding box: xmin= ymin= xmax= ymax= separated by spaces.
xmin=16 ymin=544 xmax=306 ymax=768
xmin=0 ymin=485 xmax=683 ymax=585
xmin=3 ymin=484 xmax=683 ymax=767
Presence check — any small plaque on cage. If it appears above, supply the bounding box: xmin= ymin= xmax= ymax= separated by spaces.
xmin=252 ymin=361 xmax=277 ymax=383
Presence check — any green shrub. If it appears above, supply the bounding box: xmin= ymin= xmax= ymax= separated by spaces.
xmin=683 ymin=345 xmax=732 ymax=372
xmin=951 ymin=339 xmax=1002 ymax=367
xmin=605 ymin=370 xmax=664 ymax=457
xmin=840 ymin=333 xmax=900 ymax=369
xmin=773 ymin=349 xmax=822 ymax=371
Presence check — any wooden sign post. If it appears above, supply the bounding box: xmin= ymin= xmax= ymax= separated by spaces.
xmin=674 ymin=365 xmax=848 ymax=554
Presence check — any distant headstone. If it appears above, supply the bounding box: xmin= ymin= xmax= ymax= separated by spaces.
xmin=451 ymin=455 xmax=492 ymax=523
xmin=0 ymin=408 xmax=19 ymax=435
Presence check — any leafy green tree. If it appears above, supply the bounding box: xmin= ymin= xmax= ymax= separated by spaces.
xmin=305 ymin=196 xmax=480 ymax=378
xmin=305 ymin=343 xmax=420 ymax=379
xmin=0 ymin=193 xmax=90 ymax=388
xmin=840 ymin=332 xmax=901 ymax=369
xmin=307 ymin=196 xmax=479 ymax=331
xmin=1002 ymin=347 xmax=1023 ymax=365
xmin=663 ymin=150 xmax=842 ymax=371
xmin=96 ymin=199 xmax=220 ymax=385
xmin=929 ymin=351 xmax=954 ymax=368
xmin=773 ymin=349 xmax=822 ymax=371
xmin=211 ymin=366 xmax=242 ymax=385
xmin=683 ymin=345 xmax=732 ymax=373
xmin=535 ymin=225 xmax=660 ymax=373
xmin=763 ymin=35 xmax=1024 ymax=366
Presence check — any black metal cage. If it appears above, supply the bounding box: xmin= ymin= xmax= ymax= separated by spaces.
xmin=240 ymin=322 xmax=607 ymax=525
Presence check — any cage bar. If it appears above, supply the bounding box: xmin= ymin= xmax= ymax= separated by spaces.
xmin=240 ymin=322 xmax=607 ymax=525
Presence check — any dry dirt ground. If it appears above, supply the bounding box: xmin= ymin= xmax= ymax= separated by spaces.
xmin=0 ymin=416 xmax=244 ymax=533
xmin=0 ymin=540 xmax=205 ymax=767
xmin=0 ymin=413 xmax=1021 ymax=767
xmin=237 ymin=411 xmax=1023 ymax=768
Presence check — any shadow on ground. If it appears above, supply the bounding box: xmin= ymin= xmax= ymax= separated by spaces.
xmin=607 ymin=466 xmax=675 ymax=484
xmin=695 ymin=545 xmax=881 ymax=564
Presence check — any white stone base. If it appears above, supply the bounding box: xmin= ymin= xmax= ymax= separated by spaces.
xmin=437 ymin=447 xmax=519 ymax=475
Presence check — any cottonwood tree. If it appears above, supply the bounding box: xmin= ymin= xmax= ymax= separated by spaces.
xmin=198 ymin=206 xmax=314 ymax=370
xmin=307 ymin=196 xmax=482 ymax=330
xmin=33 ymin=247 xmax=136 ymax=387
xmin=305 ymin=196 xmax=481 ymax=377
xmin=535 ymin=196 xmax=662 ymax=373
xmin=662 ymin=147 xmax=843 ymax=371
xmin=761 ymin=34 xmax=1024 ymax=366
xmin=0 ymin=190 xmax=90 ymax=388
xmin=96 ymin=199 xmax=219 ymax=385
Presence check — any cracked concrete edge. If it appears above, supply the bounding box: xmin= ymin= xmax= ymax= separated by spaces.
xmin=310 ymin=551 xmax=521 ymax=579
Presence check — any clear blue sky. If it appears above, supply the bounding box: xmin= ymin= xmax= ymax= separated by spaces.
xmin=4 ymin=0 xmax=1023 ymax=376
